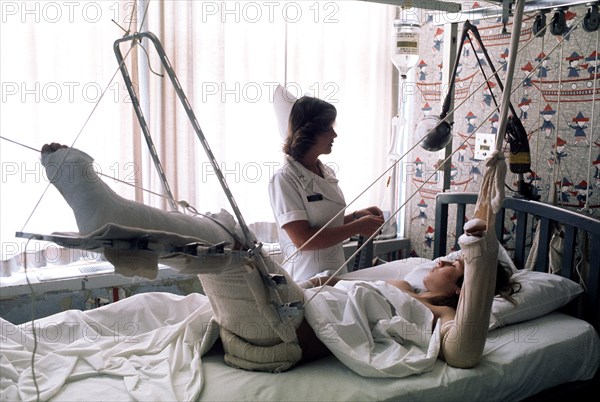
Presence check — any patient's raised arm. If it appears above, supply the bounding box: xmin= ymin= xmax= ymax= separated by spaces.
xmin=439 ymin=219 xmax=497 ymax=368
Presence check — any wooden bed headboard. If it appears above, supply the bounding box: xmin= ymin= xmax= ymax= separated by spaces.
xmin=433 ymin=192 xmax=600 ymax=330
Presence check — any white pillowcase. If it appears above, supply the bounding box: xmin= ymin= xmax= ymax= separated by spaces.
xmin=439 ymin=244 xmax=518 ymax=272
xmin=272 ymin=84 xmax=298 ymax=139
xmin=418 ymin=245 xmax=582 ymax=330
xmin=489 ymin=270 xmax=583 ymax=330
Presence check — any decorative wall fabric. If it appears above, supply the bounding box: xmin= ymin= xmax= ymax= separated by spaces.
xmin=406 ymin=3 xmax=600 ymax=259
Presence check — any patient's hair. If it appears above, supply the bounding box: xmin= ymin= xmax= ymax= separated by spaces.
xmin=428 ymin=261 xmax=521 ymax=309
xmin=283 ymin=96 xmax=337 ymax=160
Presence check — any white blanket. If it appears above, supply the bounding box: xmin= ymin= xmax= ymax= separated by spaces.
xmin=304 ymin=280 xmax=440 ymax=378
xmin=1 ymin=293 xmax=217 ymax=402
xmin=2 ymin=280 xmax=440 ymax=400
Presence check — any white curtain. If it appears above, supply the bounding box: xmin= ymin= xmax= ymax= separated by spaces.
xmin=0 ymin=0 xmax=395 ymax=262
xmin=0 ymin=2 xmax=137 ymax=261
xmin=141 ymin=0 xmax=395 ymax=225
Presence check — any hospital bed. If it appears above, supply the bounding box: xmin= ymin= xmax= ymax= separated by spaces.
xmin=2 ymin=191 xmax=598 ymax=401
xmin=196 ymin=192 xmax=600 ymax=401
xmin=3 ymin=0 xmax=599 ymax=399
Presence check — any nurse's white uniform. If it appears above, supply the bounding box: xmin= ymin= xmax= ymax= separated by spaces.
xmin=269 ymin=155 xmax=347 ymax=281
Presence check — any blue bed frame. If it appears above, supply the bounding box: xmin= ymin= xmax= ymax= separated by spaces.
xmin=433 ymin=192 xmax=600 ymax=331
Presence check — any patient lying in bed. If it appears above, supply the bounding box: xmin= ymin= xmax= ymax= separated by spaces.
xmin=40 ymin=143 xmax=519 ymax=374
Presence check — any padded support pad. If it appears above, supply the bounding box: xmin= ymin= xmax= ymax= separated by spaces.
xmin=198 ymin=255 xmax=305 ymax=372
xmin=221 ymin=327 xmax=302 ymax=373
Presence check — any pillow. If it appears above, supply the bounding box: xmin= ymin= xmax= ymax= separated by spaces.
xmin=437 ymin=243 xmax=518 ymax=272
xmin=422 ymin=246 xmax=582 ymax=330
xmin=273 ymin=84 xmax=298 ymax=139
xmin=489 ymin=270 xmax=583 ymax=330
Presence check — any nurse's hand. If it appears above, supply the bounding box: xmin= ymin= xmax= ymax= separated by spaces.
xmin=354 ymin=206 xmax=383 ymax=219
xmin=354 ymin=214 xmax=385 ymax=237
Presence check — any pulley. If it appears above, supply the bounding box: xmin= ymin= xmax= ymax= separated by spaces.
xmin=550 ymin=8 xmax=568 ymax=36
xmin=532 ymin=12 xmax=547 ymax=37
xmin=583 ymin=3 xmax=600 ymax=32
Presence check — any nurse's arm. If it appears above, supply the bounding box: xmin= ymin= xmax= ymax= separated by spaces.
xmin=282 ymin=215 xmax=383 ymax=251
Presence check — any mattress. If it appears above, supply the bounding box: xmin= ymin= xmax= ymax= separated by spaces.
xmin=197 ymin=312 xmax=599 ymax=401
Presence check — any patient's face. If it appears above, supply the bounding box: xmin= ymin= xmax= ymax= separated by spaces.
xmin=423 ymin=258 xmax=464 ymax=296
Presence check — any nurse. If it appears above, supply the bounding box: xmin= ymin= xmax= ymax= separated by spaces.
xmin=269 ymin=96 xmax=384 ymax=282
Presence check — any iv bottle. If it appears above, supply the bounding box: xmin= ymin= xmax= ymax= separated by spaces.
xmin=391 ymin=10 xmax=420 ymax=79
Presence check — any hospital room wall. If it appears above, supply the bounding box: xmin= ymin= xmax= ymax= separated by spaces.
xmin=404 ymin=4 xmax=600 ymax=260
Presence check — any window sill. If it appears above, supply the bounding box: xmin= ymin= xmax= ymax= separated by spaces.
xmin=0 ymin=262 xmax=193 ymax=299
xmin=0 ymin=237 xmax=410 ymax=299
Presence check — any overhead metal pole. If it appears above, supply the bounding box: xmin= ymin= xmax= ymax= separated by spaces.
xmin=441 ymin=22 xmax=458 ymax=192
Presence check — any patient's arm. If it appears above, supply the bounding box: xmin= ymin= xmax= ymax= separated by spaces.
xmin=439 ymin=219 xmax=497 ymax=368
xmin=308 ymin=275 xmax=341 ymax=287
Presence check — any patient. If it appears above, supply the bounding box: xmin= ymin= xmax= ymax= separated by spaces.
xmin=388 ymin=256 xmax=519 ymax=322
xmin=40 ymin=142 xmax=518 ymax=372
xmin=310 ymin=239 xmax=520 ymax=344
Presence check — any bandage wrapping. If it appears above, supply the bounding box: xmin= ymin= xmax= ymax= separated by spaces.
xmin=440 ymin=224 xmax=498 ymax=368
xmin=440 ymin=152 xmax=504 ymax=368
xmin=41 ymin=148 xmax=239 ymax=245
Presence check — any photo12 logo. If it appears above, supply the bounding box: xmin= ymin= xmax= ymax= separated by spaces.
xmin=1 ymin=320 xmax=140 ymax=344
xmin=1 ymin=1 xmax=139 ymax=24
xmin=1 ymin=81 xmax=136 ymax=105
xmin=1 ymin=1 xmax=341 ymax=25
xmin=199 ymin=81 xmax=340 ymax=104
xmin=199 ymin=1 xmax=340 ymax=24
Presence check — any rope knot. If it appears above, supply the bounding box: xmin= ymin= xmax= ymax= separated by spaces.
xmin=485 ymin=150 xmax=505 ymax=168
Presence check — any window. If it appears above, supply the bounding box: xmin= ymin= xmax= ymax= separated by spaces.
xmin=1 ymin=1 xmax=396 ymax=280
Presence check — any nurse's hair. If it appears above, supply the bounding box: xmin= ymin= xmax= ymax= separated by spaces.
xmin=283 ymin=96 xmax=337 ymax=160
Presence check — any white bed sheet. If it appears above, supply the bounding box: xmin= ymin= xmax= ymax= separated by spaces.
xmin=13 ymin=312 xmax=596 ymax=402
xmin=1 ymin=292 xmax=218 ymax=402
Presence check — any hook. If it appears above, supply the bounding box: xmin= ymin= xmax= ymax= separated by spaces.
xmin=137 ymin=41 xmax=164 ymax=78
